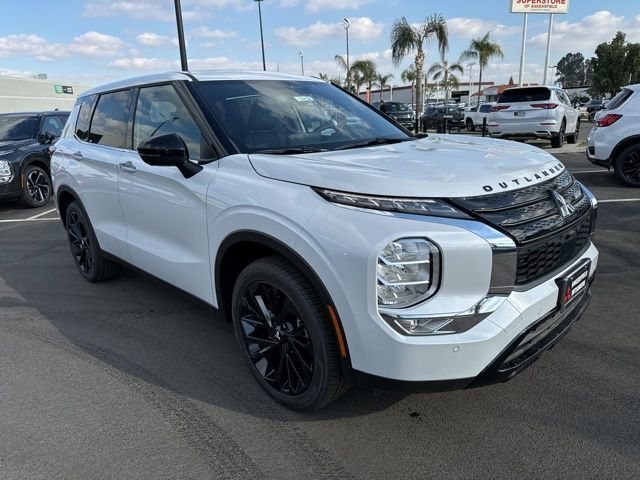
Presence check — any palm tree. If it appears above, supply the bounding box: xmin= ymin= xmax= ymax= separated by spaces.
xmin=461 ymin=32 xmax=504 ymax=99
xmin=351 ymin=59 xmax=377 ymax=101
xmin=334 ymin=54 xmax=350 ymax=90
xmin=401 ymin=65 xmax=418 ymax=107
xmin=377 ymin=73 xmax=394 ymax=101
xmin=427 ymin=57 xmax=464 ymax=105
xmin=391 ymin=14 xmax=448 ymax=117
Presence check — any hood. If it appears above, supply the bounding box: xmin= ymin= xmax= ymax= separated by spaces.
xmin=248 ymin=134 xmax=566 ymax=198
xmin=0 ymin=139 xmax=34 ymax=151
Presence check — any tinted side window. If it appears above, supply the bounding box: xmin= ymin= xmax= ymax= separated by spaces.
xmin=42 ymin=116 xmax=64 ymax=137
xmin=606 ymin=89 xmax=633 ymax=110
xmin=88 ymin=90 xmax=131 ymax=148
xmin=133 ymin=84 xmax=203 ymax=160
xmin=75 ymin=95 xmax=97 ymax=140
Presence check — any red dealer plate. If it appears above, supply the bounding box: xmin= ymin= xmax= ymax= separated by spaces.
xmin=557 ymin=260 xmax=591 ymax=310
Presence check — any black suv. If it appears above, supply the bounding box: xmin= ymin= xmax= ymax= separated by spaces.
xmin=0 ymin=111 xmax=69 ymax=207
xmin=372 ymin=101 xmax=415 ymax=130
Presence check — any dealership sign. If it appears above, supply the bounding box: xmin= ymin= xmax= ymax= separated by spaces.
xmin=511 ymin=0 xmax=569 ymax=14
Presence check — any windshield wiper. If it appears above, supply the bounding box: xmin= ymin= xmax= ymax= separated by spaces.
xmin=334 ymin=137 xmax=412 ymax=151
xmin=254 ymin=146 xmax=329 ymax=155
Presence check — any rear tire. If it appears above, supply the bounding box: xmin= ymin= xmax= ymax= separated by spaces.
xmin=567 ymin=119 xmax=580 ymax=144
xmin=551 ymin=120 xmax=566 ymax=148
xmin=231 ymin=256 xmax=348 ymax=411
xmin=614 ymin=144 xmax=640 ymax=187
xmin=65 ymin=202 xmax=120 ymax=282
xmin=19 ymin=165 xmax=51 ymax=208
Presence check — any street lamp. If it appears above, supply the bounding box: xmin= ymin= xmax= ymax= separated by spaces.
xmin=174 ymin=0 xmax=188 ymax=71
xmin=254 ymin=0 xmax=266 ymax=71
xmin=342 ymin=18 xmax=351 ymax=91
xmin=466 ymin=62 xmax=476 ymax=106
xmin=299 ymin=51 xmax=304 ymax=76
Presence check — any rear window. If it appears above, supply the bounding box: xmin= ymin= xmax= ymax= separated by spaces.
xmin=75 ymin=95 xmax=97 ymax=141
xmin=88 ymin=90 xmax=131 ymax=148
xmin=498 ymin=88 xmax=551 ymax=103
xmin=606 ymin=89 xmax=633 ymax=111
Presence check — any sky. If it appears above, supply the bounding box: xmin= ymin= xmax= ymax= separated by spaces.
xmin=1 ymin=0 xmax=639 ymax=87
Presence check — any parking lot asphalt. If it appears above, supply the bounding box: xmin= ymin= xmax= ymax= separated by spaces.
xmin=1 ymin=142 xmax=639 ymax=479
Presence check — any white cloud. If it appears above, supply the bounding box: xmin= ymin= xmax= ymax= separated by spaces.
xmin=83 ymin=1 xmax=201 ymax=22
xmin=0 ymin=31 xmax=123 ymax=61
xmin=275 ymin=17 xmax=383 ymax=47
xmin=136 ymin=32 xmax=173 ymax=47
xmin=529 ymin=10 xmax=640 ymax=54
xmin=109 ymin=57 xmax=176 ymax=70
xmin=305 ymin=0 xmax=374 ymax=13
xmin=191 ymin=27 xmax=237 ymax=39
xmin=0 ymin=68 xmax=35 ymax=78
xmin=447 ymin=17 xmax=520 ymax=39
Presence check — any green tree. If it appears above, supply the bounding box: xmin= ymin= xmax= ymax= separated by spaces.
xmin=351 ymin=59 xmax=378 ymax=100
xmin=376 ymin=73 xmax=394 ymax=100
xmin=590 ymin=32 xmax=640 ymax=97
xmin=556 ymin=52 xmax=587 ymax=87
xmin=401 ymin=65 xmax=418 ymax=107
xmin=334 ymin=54 xmax=351 ymax=90
xmin=461 ymin=32 xmax=504 ymax=98
xmin=427 ymin=57 xmax=463 ymax=105
xmin=391 ymin=14 xmax=448 ymax=116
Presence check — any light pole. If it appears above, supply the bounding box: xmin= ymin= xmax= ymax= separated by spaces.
xmin=548 ymin=65 xmax=557 ymax=86
xmin=254 ymin=0 xmax=266 ymax=71
xmin=299 ymin=51 xmax=304 ymax=76
xmin=466 ymin=62 xmax=476 ymax=106
xmin=174 ymin=0 xmax=188 ymax=71
xmin=342 ymin=18 xmax=351 ymax=91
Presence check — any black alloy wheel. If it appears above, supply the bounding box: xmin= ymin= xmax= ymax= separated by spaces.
xmin=615 ymin=144 xmax=640 ymax=187
xmin=68 ymin=209 xmax=94 ymax=275
xmin=238 ymin=281 xmax=314 ymax=396
xmin=231 ymin=256 xmax=347 ymax=410
xmin=21 ymin=165 xmax=51 ymax=207
xmin=65 ymin=202 xmax=120 ymax=282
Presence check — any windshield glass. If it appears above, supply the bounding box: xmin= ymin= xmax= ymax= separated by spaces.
xmin=0 ymin=116 xmax=38 ymax=141
xmin=385 ymin=102 xmax=410 ymax=112
xmin=196 ymin=80 xmax=411 ymax=153
xmin=498 ymin=87 xmax=551 ymax=103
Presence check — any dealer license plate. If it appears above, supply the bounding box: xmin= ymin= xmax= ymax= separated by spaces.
xmin=557 ymin=260 xmax=591 ymax=309
xmin=514 ymin=111 xmax=526 ymax=117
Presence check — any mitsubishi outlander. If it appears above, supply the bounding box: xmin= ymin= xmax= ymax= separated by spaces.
xmin=51 ymin=71 xmax=598 ymax=411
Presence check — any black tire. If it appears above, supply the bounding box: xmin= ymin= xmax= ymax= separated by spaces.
xmin=19 ymin=165 xmax=51 ymax=208
xmin=466 ymin=119 xmax=475 ymax=132
xmin=551 ymin=120 xmax=566 ymax=148
xmin=567 ymin=119 xmax=580 ymax=144
xmin=65 ymin=201 xmax=120 ymax=282
xmin=231 ymin=256 xmax=347 ymax=411
xmin=614 ymin=144 xmax=640 ymax=187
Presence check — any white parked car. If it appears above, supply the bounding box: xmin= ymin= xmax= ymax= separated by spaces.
xmin=464 ymin=102 xmax=495 ymax=131
xmin=488 ymin=86 xmax=580 ymax=148
xmin=587 ymin=84 xmax=640 ymax=186
xmin=51 ymin=71 xmax=598 ymax=410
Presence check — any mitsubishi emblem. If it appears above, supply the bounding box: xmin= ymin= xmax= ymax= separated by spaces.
xmin=550 ymin=190 xmax=575 ymax=219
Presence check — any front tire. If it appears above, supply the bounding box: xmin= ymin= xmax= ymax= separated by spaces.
xmin=20 ymin=165 xmax=51 ymax=208
xmin=231 ymin=256 xmax=347 ymax=411
xmin=65 ymin=202 xmax=120 ymax=282
xmin=614 ymin=144 xmax=640 ymax=187
xmin=466 ymin=119 xmax=475 ymax=132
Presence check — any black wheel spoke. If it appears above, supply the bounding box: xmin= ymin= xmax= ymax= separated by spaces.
xmin=238 ymin=280 xmax=314 ymax=397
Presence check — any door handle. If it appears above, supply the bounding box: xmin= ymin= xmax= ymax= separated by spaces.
xmin=72 ymin=151 xmax=83 ymax=160
xmin=118 ymin=161 xmax=137 ymax=173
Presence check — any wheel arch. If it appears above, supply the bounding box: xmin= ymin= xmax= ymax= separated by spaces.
xmin=611 ymin=135 xmax=640 ymax=167
xmin=214 ymin=230 xmax=352 ymax=364
xmin=56 ymin=185 xmax=84 ymax=226
xmin=20 ymin=153 xmax=50 ymax=186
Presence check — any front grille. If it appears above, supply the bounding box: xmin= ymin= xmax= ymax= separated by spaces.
xmin=452 ymin=170 xmax=593 ymax=284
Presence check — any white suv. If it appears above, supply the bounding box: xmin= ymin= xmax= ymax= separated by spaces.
xmin=51 ymin=71 xmax=598 ymax=410
xmin=488 ymin=86 xmax=580 ymax=148
xmin=587 ymin=84 xmax=640 ymax=186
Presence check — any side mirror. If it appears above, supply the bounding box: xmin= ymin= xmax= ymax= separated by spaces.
xmin=137 ymin=133 xmax=202 ymax=178
xmin=38 ymin=131 xmax=56 ymax=144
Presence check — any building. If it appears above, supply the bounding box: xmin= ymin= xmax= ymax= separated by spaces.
xmin=0 ymin=75 xmax=93 ymax=113
xmin=360 ymin=81 xmax=495 ymax=107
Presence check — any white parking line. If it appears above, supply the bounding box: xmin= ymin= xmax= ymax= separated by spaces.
xmin=599 ymin=198 xmax=640 ymax=204
xmin=27 ymin=208 xmax=58 ymax=220
xmin=0 ymin=218 xmax=59 ymax=224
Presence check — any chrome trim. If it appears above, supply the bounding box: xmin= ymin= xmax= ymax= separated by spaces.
xmin=380 ymin=294 xmax=509 ymax=336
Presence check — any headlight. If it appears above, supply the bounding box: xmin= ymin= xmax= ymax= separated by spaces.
xmin=377 ymin=238 xmax=440 ymax=308
xmin=0 ymin=160 xmax=12 ymax=183
xmin=314 ymin=189 xmax=470 ymax=219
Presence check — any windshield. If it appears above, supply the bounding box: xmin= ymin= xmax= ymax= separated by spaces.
xmin=498 ymin=87 xmax=551 ymax=103
xmin=0 ymin=116 xmax=38 ymax=141
xmin=196 ymin=80 xmax=411 ymax=153
xmin=385 ymin=102 xmax=410 ymax=112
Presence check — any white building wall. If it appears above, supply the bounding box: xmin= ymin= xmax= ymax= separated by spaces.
xmin=0 ymin=76 xmax=93 ymax=113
